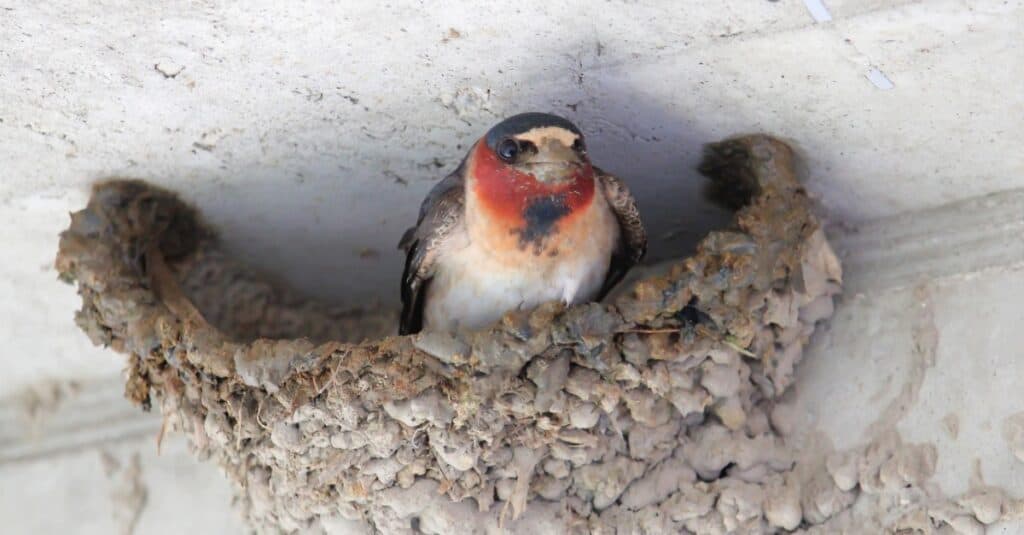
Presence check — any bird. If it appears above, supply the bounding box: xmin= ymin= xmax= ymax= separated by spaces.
xmin=398 ymin=112 xmax=646 ymax=335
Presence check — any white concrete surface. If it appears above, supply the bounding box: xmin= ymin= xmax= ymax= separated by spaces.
xmin=2 ymin=0 xmax=1024 ymax=533
xmin=0 ymin=431 xmax=246 ymax=534
xmin=802 ymin=196 xmax=1024 ymax=497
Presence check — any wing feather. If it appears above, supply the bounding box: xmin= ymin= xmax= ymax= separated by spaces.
xmin=595 ymin=167 xmax=647 ymax=299
xmin=398 ymin=171 xmax=465 ymax=335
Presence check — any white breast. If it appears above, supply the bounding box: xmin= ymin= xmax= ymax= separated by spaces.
xmin=422 ymin=192 xmax=620 ymax=333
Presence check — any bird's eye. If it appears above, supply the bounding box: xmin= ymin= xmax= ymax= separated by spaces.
xmin=572 ymin=138 xmax=586 ymax=154
xmin=497 ymin=138 xmax=520 ymax=162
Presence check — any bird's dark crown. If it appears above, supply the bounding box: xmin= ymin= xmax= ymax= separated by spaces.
xmin=484 ymin=112 xmax=582 ymax=149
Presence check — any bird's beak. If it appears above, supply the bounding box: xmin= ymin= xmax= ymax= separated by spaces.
xmin=523 ymin=139 xmax=585 ymax=184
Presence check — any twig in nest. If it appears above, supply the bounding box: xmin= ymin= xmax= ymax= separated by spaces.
xmin=156 ymin=411 xmax=170 ymax=455
xmin=498 ymin=494 xmax=512 ymax=529
xmin=317 ymin=359 xmax=344 ymax=396
xmin=722 ymin=335 xmax=757 ymax=358
xmin=255 ymin=398 xmax=271 ymax=430
xmin=225 ymin=397 xmax=243 ymax=451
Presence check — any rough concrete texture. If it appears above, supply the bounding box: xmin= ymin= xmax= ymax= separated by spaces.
xmin=4 ymin=2 xmax=1024 ymax=395
xmin=53 ymin=137 xmax=1024 ymax=533
xmin=0 ymin=374 xmax=253 ymax=533
xmin=0 ymin=432 xmax=245 ymax=535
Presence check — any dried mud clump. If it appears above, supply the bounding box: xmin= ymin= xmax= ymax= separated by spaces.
xmin=57 ymin=136 xmax=854 ymax=533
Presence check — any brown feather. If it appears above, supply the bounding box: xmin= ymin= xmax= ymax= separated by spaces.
xmin=399 ymin=170 xmax=466 ymax=335
xmin=594 ymin=167 xmax=647 ymax=299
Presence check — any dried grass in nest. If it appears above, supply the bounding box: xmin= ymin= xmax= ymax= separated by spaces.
xmin=55 ymin=135 xmax=843 ymax=534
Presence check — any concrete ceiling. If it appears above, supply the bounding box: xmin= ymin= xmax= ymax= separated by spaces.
xmin=2 ymin=0 xmax=1022 ymax=392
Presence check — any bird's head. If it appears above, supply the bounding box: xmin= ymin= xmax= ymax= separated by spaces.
xmin=472 ymin=112 xmax=592 ymax=187
xmin=465 ymin=113 xmax=598 ymax=236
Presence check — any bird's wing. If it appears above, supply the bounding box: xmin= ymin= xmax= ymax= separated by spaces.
xmin=595 ymin=167 xmax=647 ymax=299
xmin=398 ymin=170 xmax=465 ymax=335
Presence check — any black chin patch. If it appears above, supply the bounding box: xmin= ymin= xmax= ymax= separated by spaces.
xmin=513 ymin=194 xmax=571 ymax=254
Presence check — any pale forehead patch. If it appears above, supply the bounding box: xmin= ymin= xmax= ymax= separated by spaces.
xmin=514 ymin=126 xmax=579 ymax=147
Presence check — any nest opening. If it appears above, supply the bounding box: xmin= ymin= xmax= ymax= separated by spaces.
xmin=57 ymin=136 xmax=856 ymax=534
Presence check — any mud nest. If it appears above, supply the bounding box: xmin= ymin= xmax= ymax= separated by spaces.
xmin=56 ymin=136 xmax=847 ymax=533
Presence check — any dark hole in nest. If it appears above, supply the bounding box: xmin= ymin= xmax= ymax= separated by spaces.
xmin=696 ymin=462 xmax=736 ymax=483
xmin=677 ymin=297 xmax=714 ymax=327
xmin=542 ymin=412 xmax=562 ymax=426
xmin=718 ymin=462 xmax=735 ymax=479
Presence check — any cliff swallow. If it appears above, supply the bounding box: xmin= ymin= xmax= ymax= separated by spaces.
xmin=398 ymin=112 xmax=646 ymax=334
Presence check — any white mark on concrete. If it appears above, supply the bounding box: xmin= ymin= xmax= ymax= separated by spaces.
xmin=803 ymin=0 xmax=833 ymax=23
xmin=866 ymin=67 xmax=895 ymax=90
xmin=439 ymin=87 xmax=492 ymax=118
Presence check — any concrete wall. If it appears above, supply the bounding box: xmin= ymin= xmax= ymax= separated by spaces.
xmin=796 ymin=191 xmax=1024 ymax=530
xmin=2 ymin=0 xmax=1022 ymax=532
